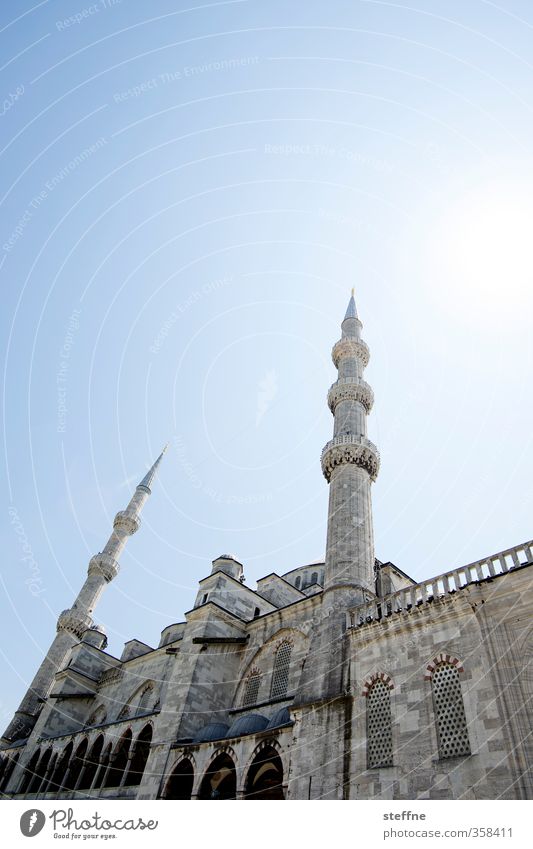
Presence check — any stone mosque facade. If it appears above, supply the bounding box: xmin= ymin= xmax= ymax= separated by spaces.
xmin=1 ymin=294 xmax=532 ymax=801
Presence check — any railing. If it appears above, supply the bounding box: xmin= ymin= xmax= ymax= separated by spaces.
xmin=347 ymin=539 xmax=533 ymax=628
xmin=321 ymin=434 xmax=380 ymax=462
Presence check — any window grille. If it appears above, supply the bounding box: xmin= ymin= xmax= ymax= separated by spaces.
xmin=432 ymin=662 xmax=471 ymax=758
xmin=270 ymin=643 xmax=292 ymax=698
xmin=242 ymin=670 xmax=262 ymax=706
xmin=367 ymin=679 xmax=393 ymax=768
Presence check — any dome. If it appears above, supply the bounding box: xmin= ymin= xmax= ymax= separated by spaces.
xmin=193 ymin=722 xmax=229 ymax=743
xmin=226 ymin=713 xmax=268 ymax=738
xmin=266 ymin=707 xmax=291 ymax=730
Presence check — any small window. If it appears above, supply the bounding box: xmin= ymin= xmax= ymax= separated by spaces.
xmin=202 ymin=593 xmax=208 ymax=604
xmin=253 ymin=607 xmax=260 ymax=618
xmin=242 ymin=670 xmax=262 ymax=706
xmin=432 ymin=662 xmax=471 ymax=759
xmin=367 ymin=679 xmax=393 ymax=768
xmin=311 ymin=572 xmax=318 ymax=585
xmin=295 ymin=576 xmax=301 ymax=589
xmin=270 ymin=642 xmax=292 ymax=698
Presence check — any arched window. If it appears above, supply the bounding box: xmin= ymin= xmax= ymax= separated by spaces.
xmin=117 ymin=705 xmax=130 ymax=720
xmin=164 ymin=758 xmax=194 ymax=800
xmin=137 ymin=684 xmax=154 ymax=713
xmin=242 ymin=670 xmax=262 ymax=707
xmin=311 ymin=572 xmax=318 ymax=585
xmin=18 ymin=748 xmax=41 ymax=794
xmin=294 ymin=576 xmax=301 ymax=589
xmin=270 ymin=642 xmax=292 ymax=699
xmin=198 ymin=752 xmax=237 ymax=800
xmin=125 ymin=724 xmax=152 ymax=786
xmin=104 ymin=730 xmax=132 ymax=788
xmin=244 ymin=745 xmax=284 ymax=799
xmin=78 ymin=735 xmax=104 ymax=791
xmin=366 ymin=679 xmax=393 ymax=768
xmin=431 ymin=662 xmax=471 ymax=759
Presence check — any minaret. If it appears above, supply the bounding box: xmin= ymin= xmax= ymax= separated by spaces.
xmin=321 ymin=291 xmax=379 ymax=600
xmin=1 ymin=448 xmax=166 ymax=744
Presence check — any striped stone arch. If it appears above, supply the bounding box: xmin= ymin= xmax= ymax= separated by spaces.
xmin=362 ymin=672 xmax=394 ymax=697
xmin=243 ymin=737 xmax=284 ymax=776
xmin=168 ymin=751 xmax=197 ymax=775
xmin=424 ymin=652 xmax=464 ymax=681
xmin=204 ymin=744 xmax=238 ymax=770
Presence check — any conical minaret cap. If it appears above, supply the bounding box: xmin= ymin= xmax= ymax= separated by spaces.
xmin=137 ymin=444 xmax=168 ymax=492
xmin=343 ymin=288 xmax=358 ymax=320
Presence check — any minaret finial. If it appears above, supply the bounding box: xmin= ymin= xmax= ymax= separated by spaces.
xmin=137 ymin=446 xmax=167 ymax=493
xmin=344 ymin=290 xmax=358 ymax=321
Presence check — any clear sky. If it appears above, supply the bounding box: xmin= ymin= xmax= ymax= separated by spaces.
xmin=1 ymin=0 xmax=532 ymax=724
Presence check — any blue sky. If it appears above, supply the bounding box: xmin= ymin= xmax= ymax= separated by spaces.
xmin=1 ymin=0 xmax=532 ymax=723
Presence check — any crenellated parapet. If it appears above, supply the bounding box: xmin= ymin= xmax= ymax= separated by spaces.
xmin=327 ymin=377 xmax=374 ymax=413
xmin=113 ymin=509 xmax=141 ymax=536
xmin=57 ymin=608 xmax=93 ymax=638
xmin=321 ymin=434 xmax=380 ymax=482
xmin=88 ymin=553 xmax=120 ymax=583
xmin=332 ymin=337 xmax=370 ymax=368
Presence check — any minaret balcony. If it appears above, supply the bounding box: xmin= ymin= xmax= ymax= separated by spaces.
xmin=113 ymin=510 xmax=141 ymax=535
xmin=57 ymin=608 xmax=94 ymax=638
xmin=88 ymin=553 xmax=120 ymax=582
xmin=332 ymin=337 xmax=370 ymax=368
xmin=327 ymin=378 xmax=374 ymax=413
xmin=321 ymin=434 xmax=380 ymax=482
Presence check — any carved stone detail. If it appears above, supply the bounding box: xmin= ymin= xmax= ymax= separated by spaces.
xmin=113 ymin=510 xmax=140 ymax=535
xmin=88 ymin=553 xmax=120 ymax=582
xmin=331 ymin=338 xmax=370 ymax=368
xmin=327 ymin=378 xmax=374 ymax=413
xmin=321 ymin=435 xmax=380 ymax=482
xmin=57 ymin=608 xmax=93 ymax=638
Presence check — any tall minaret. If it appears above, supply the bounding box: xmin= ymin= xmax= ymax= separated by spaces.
xmin=321 ymin=291 xmax=380 ymax=599
xmin=1 ymin=448 xmax=166 ymax=744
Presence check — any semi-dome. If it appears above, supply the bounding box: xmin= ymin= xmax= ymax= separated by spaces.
xmin=226 ymin=713 xmax=268 ymax=738
xmin=193 ymin=722 xmax=229 ymax=743
xmin=266 ymin=707 xmax=291 ymax=730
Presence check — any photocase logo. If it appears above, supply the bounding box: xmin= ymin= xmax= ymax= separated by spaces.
xmin=20 ymin=809 xmax=46 ymax=837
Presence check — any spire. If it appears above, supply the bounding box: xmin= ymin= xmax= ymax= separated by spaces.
xmin=137 ymin=444 xmax=168 ymax=493
xmin=343 ymin=289 xmax=358 ymax=321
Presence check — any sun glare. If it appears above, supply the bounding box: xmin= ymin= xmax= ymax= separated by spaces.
xmin=429 ymin=181 xmax=533 ymax=319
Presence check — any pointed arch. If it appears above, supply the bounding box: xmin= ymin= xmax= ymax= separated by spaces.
xmin=28 ymin=747 xmax=52 ymax=794
xmin=78 ymin=734 xmax=104 ymax=791
xmin=198 ymin=750 xmax=237 ymax=800
xmin=244 ymin=741 xmax=284 ymax=799
xmin=49 ymin=741 xmax=73 ymax=793
xmin=124 ymin=724 xmax=152 ymax=786
xmin=64 ymin=738 xmax=88 ymax=790
xmin=163 ymin=757 xmax=194 ymax=800
xmin=104 ymin=729 xmax=132 ymax=788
